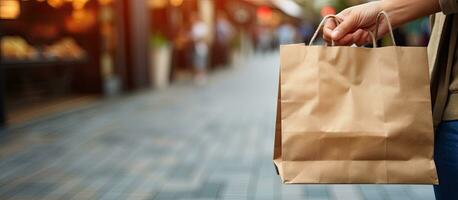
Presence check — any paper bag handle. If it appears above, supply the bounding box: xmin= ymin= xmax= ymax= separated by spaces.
xmin=309 ymin=15 xmax=340 ymax=46
xmin=309 ymin=15 xmax=377 ymax=47
xmin=374 ymin=11 xmax=397 ymax=46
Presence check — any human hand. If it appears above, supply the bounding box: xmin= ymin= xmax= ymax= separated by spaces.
xmin=323 ymin=1 xmax=389 ymax=46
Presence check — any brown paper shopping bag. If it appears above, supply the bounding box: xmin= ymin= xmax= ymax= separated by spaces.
xmin=273 ymin=12 xmax=438 ymax=184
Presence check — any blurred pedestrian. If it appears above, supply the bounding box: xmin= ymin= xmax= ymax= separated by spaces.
xmin=190 ymin=13 xmax=209 ymax=85
xmin=299 ymin=21 xmax=314 ymax=44
xmin=256 ymin=26 xmax=273 ymax=53
xmin=277 ymin=22 xmax=296 ymax=45
xmin=322 ymin=1 xmax=458 ymax=199
xmin=215 ymin=12 xmax=234 ymax=67
xmin=171 ymin=25 xmax=190 ymax=81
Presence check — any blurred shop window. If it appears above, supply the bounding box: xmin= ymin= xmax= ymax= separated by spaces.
xmin=0 ymin=0 xmax=109 ymax=124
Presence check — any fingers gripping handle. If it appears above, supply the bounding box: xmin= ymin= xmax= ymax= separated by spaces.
xmin=309 ymin=15 xmax=377 ymax=47
xmin=309 ymin=15 xmax=340 ymax=46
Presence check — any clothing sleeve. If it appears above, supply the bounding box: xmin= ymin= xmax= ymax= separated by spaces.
xmin=440 ymin=0 xmax=458 ymax=15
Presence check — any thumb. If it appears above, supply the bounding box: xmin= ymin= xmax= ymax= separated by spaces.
xmin=331 ymin=15 xmax=357 ymax=41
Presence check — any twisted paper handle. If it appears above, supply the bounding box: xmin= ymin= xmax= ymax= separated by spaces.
xmin=309 ymin=15 xmax=340 ymax=46
xmin=374 ymin=11 xmax=397 ymax=46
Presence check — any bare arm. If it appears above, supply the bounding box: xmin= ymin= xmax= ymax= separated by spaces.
xmin=323 ymin=0 xmax=441 ymax=46
xmin=381 ymin=0 xmax=441 ymax=28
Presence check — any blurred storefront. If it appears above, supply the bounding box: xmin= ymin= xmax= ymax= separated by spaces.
xmin=1 ymin=0 xmax=102 ymax=125
xmin=0 ymin=0 xmax=135 ymax=126
xmin=148 ymin=0 xmax=236 ymax=83
xmin=0 ymin=0 xmax=428 ymax=128
xmin=0 ymin=0 xmax=305 ymax=127
xmin=0 ymin=0 xmax=209 ymax=126
xmin=147 ymin=0 xmax=306 ymax=82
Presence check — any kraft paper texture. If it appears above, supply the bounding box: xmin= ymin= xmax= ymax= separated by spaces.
xmin=274 ymin=44 xmax=438 ymax=184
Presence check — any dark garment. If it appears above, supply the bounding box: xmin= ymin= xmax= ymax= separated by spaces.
xmin=422 ymin=1 xmax=458 ymax=199
xmin=430 ymin=0 xmax=458 ymax=126
xmin=434 ymin=120 xmax=458 ymax=199
xmin=430 ymin=14 xmax=458 ymax=126
xmin=440 ymin=0 xmax=458 ymax=15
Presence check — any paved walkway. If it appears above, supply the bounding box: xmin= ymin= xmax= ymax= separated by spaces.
xmin=0 ymin=52 xmax=435 ymax=200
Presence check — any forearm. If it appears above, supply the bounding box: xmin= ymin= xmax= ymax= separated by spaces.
xmin=381 ymin=0 xmax=441 ymax=27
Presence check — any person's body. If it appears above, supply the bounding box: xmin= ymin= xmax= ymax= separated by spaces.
xmin=277 ymin=22 xmax=297 ymax=45
xmin=171 ymin=25 xmax=190 ymax=82
xmin=215 ymin=13 xmax=234 ymax=67
xmin=256 ymin=26 xmax=273 ymax=53
xmin=190 ymin=14 xmax=209 ymax=85
xmin=299 ymin=21 xmax=315 ymax=44
xmin=322 ymin=1 xmax=457 ymax=199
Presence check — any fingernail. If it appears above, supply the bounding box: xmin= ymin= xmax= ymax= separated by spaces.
xmin=331 ymin=30 xmax=340 ymax=39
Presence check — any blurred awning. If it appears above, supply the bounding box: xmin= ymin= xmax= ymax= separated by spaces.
xmin=244 ymin=0 xmax=304 ymax=18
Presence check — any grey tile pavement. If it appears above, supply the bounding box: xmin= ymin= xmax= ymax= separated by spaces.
xmin=0 ymin=52 xmax=435 ymax=200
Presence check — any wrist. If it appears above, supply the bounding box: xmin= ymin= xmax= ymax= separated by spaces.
xmin=380 ymin=0 xmax=406 ymax=27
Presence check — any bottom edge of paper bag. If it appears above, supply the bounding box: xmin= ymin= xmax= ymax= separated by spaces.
xmin=273 ymin=160 xmax=438 ymax=185
xmin=273 ymin=158 xmax=285 ymax=183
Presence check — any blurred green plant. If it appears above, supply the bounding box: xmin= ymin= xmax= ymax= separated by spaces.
xmin=230 ymin=32 xmax=242 ymax=50
xmin=150 ymin=33 xmax=169 ymax=47
xmin=334 ymin=0 xmax=350 ymax=12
